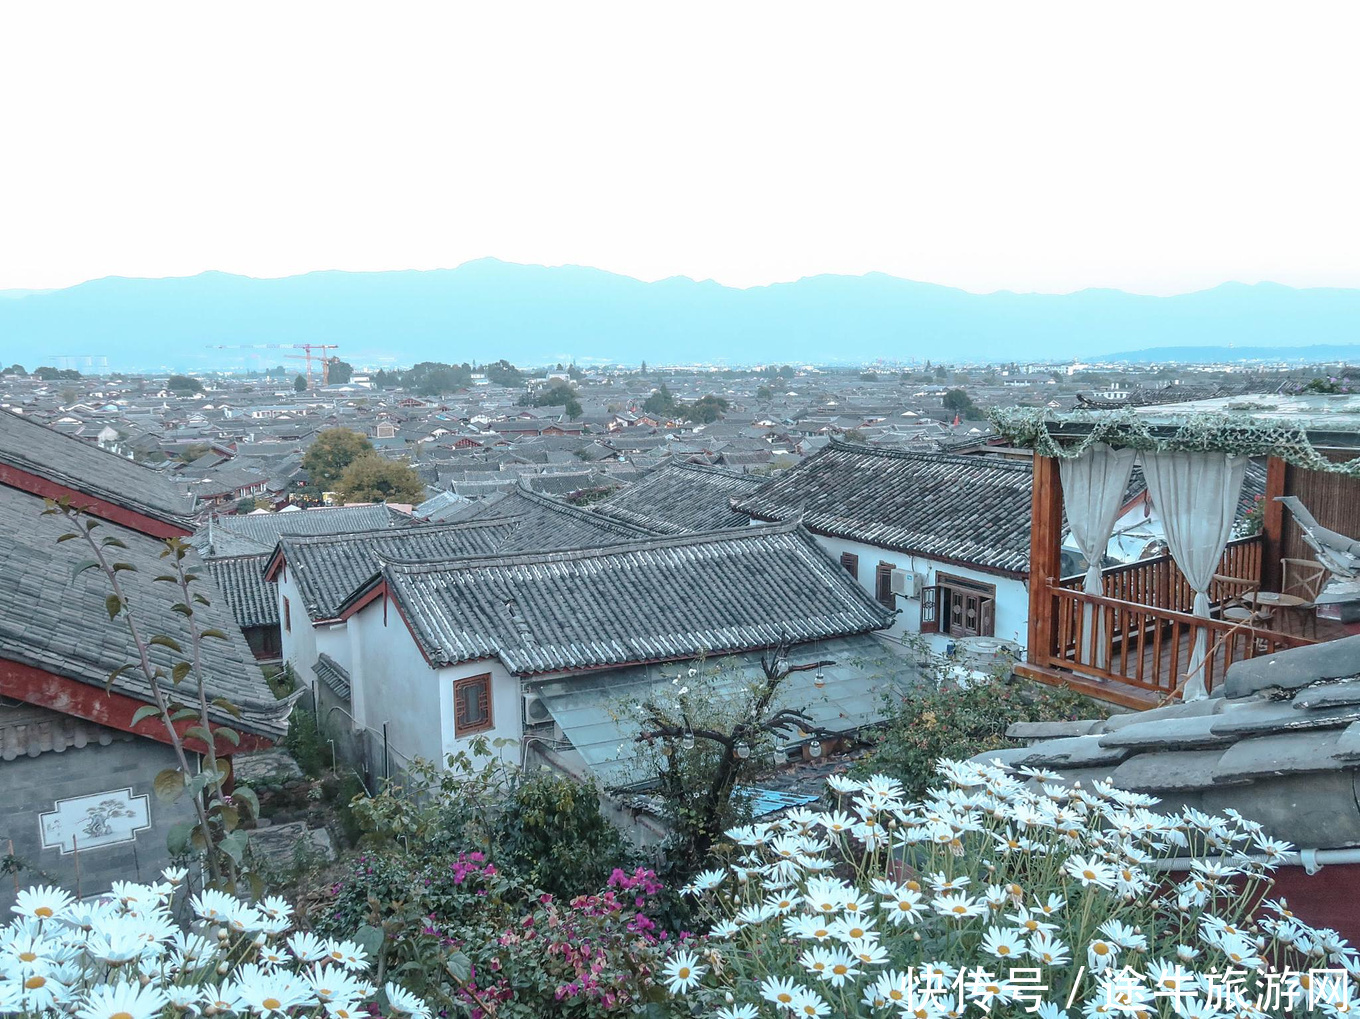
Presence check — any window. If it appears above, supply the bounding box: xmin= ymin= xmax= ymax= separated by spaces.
xmin=453 ymin=674 xmax=493 ymax=735
xmin=921 ymin=573 xmax=996 ymax=637
xmin=875 ymin=561 xmax=896 ymax=608
xmin=283 ymin=597 xmax=291 ymax=633
xmin=839 ymin=552 xmax=859 ymax=580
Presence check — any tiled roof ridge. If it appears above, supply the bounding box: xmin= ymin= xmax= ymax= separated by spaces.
xmin=379 ymin=517 xmax=811 ymax=575
xmin=497 ymin=482 xmax=659 ymax=538
xmin=648 ymin=457 xmax=768 ymax=482
xmin=275 ymin=515 xmax=520 ymax=550
xmin=820 ymin=437 xmax=1034 ymax=474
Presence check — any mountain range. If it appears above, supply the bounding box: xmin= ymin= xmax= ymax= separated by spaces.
xmin=1 ymin=259 xmax=1357 ymax=371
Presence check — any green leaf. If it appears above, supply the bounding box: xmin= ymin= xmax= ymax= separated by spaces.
xmin=111 ymin=562 xmax=137 ymax=573
xmin=200 ymin=628 xmax=229 ymax=641
xmin=193 ymin=593 xmax=211 ymax=606
xmin=148 ymin=635 xmax=183 ymax=653
xmin=219 ymin=829 xmax=249 ymax=865
xmin=184 ymin=725 xmax=213 ymax=746
xmin=71 ymin=559 xmax=100 ymax=581
xmin=105 ymin=594 xmax=121 ymax=620
xmin=154 ymin=768 xmax=185 ymax=802
xmin=153 ymin=574 xmax=179 ymax=583
xmin=215 ymin=804 xmax=240 ymax=832
xmin=354 ymin=924 xmax=385 ymax=959
xmin=171 ymin=662 xmax=192 ymax=684
xmin=130 ymin=705 xmax=162 ymax=727
xmin=444 ymin=950 xmax=471 ymax=984
xmin=212 ymin=697 xmax=243 ymax=719
xmin=166 ymin=820 xmax=195 ymax=854
xmin=214 ymin=726 xmax=241 ymax=747
xmin=232 ymin=785 xmax=260 ymax=820
xmin=100 ymin=536 xmax=128 ymax=549
xmin=105 ymin=664 xmax=132 ymax=691
xmin=170 ymin=707 xmax=199 ymax=722
xmin=170 ymin=603 xmax=192 ymax=616
xmin=185 ymin=771 xmax=214 ymax=797
xmin=55 ymin=532 xmax=80 ymax=542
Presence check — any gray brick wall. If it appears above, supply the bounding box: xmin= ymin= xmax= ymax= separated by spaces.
xmin=0 ymin=737 xmax=195 ymax=906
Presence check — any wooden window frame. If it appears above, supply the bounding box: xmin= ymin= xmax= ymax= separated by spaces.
xmin=283 ymin=596 xmax=291 ymax=633
xmin=875 ymin=561 xmax=896 ymax=608
xmin=932 ymin=572 xmax=997 ymax=638
xmin=453 ymin=673 xmax=494 ymax=736
xmin=840 ymin=552 xmax=859 ymax=581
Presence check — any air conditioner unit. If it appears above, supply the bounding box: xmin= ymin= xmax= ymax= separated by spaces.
xmin=890 ymin=569 xmax=925 ymax=599
xmin=522 ymin=692 xmax=553 ymax=726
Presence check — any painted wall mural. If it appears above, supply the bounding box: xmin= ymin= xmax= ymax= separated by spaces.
xmin=39 ymin=788 xmax=151 ymax=854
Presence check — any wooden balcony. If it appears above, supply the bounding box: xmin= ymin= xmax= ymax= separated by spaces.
xmin=1022 ymin=453 xmax=1358 ymax=709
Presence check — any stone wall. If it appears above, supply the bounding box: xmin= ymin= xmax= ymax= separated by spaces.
xmin=0 ymin=735 xmax=195 ymax=906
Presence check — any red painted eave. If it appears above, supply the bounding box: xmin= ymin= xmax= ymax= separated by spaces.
xmin=0 ymin=656 xmax=275 ymax=754
xmin=0 ymin=463 xmax=191 ymax=539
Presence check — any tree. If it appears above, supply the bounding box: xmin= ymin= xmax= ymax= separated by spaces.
xmin=483 ymin=359 xmax=523 ymax=387
xmin=235 ymin=496 xmax=257 ymax=514
xmin=642 ymin=384 xmax=677 ymax=416
xmin=178 ymin=442 xmax=211 ymax=463
xmin=293 ymin=374 xmax=307 ymax=392
xmin=942 ymin=388 xmax=982 ymax=419
xmin=639 ymin=360 xmax=648 ymax=375
xmin=33 ymin=366 xmax=80 ymax=381
xmin=327 ymin=359 xmax=354 ymax=384
xmin=336 ymin=454 xmax=426 ymax=504
xmin=3 ymin=364 xmax=25 ymax=376
xmin=302 ymin=427 xmax=374 ymax=489
xmin=167 ymin=374 xmax=202 ymax=394
xmin=756 ymin=385 xmax=774 ymax=401
xmin=683 ymin=394 xmax=729 ymax=424
xmin=518 ymin=382 xmax=581 ymax=419
xmin=635 ymin=639 xmax=837 ymax=881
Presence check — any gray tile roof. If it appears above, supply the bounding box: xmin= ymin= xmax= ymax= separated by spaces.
xmin=193 ymin=504 xmax=415 ymax=556
xmin=312 ymin=653 xmax=351 ymax=700
xmin=0 ymin=409 xmax=195 ymax=526
xmin=377 ymin=521 xmax=895 ymax=675
xmin=0 ymin=485 xmax=287 ymax=739
xmin=455 ymin=485 xmax=657 ymax=549
xmin=272 ymin=519 xmax=521 ymax=621
xmin=592 ymin=460 xmax=768 ymax=534
xmin=733 ymin=440 xmax=1033 ymax=575
xmin=206 ymin=554 xmax=277 ymax=628
xmin=994 ymin=635 xmax=1360 ymax=851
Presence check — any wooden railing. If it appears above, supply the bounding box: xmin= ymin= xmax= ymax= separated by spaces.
xmin=1039 ymin=582 xmax=1311 ymax=698
xmin=1059 ymin=534 xmax=1263 ymax=614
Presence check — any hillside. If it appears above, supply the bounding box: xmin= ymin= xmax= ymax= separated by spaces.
xmin=1 ymin=260 xmax=1358 ymax=370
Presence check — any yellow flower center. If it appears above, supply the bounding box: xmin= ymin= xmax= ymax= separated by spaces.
xmin=1093 ymin=943 xmax=1110 ymax=955
xmin=34 ymin=907 xmax=53 ymax=918
xmin=112 ymin=1012 xmax=134 ymax=1019
xmin=833 ymin=965 xmax=848 ymax=975
xmin=263 ymin=998 xmax=282 ymax=1011
xmin=1083 ymin=869 xmax=1097 ymax=880
xmin=997 ymin=946 xmax=1011 ymax=955
xmin=19 ymin=951 xmax=36 ymax=962
xmin=952 ymin=905 xmax=967 ymax=914
xmin=777 ymin=993 xmax=793 ymax=1004
xmin=677 ymin=967 xmax=690 ymax=979
xmin=25 ymin=977 xmax=46 ymax=990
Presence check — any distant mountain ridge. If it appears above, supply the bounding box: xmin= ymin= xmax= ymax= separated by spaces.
xmin=1 ymin=259 xmax=1357 ymax=370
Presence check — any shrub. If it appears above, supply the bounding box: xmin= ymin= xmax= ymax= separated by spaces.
xmin=285 ymin=704 xmax=327 ymax=778
xmin=668 ymin=760 xmax=1355 ymax=1017
xmin=859 ymin=673 xmax=1107 ymax=799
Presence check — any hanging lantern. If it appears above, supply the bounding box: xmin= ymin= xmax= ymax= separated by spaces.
xmin=682 ymin=731 xmax=696 ymax=750
xmin=735 ymin=741 xmax=751 ymax=759
xmin=813 ymin=664 xmax=825 ymax=689
xmin=809 ymin=739 xmax=823 ymax=758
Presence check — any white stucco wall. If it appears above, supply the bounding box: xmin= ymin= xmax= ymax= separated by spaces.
xmin=346 ymin=596 xmax=522 ymax=771
xmin=274 ymin=566 xmax=318 ymax=680
xmin=805 ymin=532 xmax=1028 ymax=655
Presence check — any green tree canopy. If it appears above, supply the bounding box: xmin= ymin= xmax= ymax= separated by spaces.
xmin=519 ymin=382 xmax=582 ymax=419
xmin=293 ymin=374 xmax=308 ymax=392
xmin=642 ymin=384 xmax=677 ymax=416
xmin=336 ymin=454 xmax=426 ymax=505
xmin=327 ymin=359 xmax=354 ymax=384
xmin=4 ymin=364 xmax=26 ymax=376
xmin=483 ymin=359 xmax=523 ymax=387
xmin=756 ymin=385 xmax=774 ymax=401
xmin=33 ymin=366 xmax=80 ymax=381
xmin=167 ymin=374 xmax=202 ymax=394
xmin=302 ymin=428 xmax=374 ymax=489
xmin=684 ymin=394 xmax=729 ymax=424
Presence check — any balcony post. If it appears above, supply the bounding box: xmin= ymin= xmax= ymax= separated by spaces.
xmin=1028 ymin=453 xmax=1064 ymax=665
xmin=1260 ymin=455 xmax=1287 ymax=591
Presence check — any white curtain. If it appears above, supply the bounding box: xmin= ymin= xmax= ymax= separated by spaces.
xmin=1141 ymin=450 xmax=1248 ymax=700
xmin=1059 ymin=444 xmax=1138 ymax=667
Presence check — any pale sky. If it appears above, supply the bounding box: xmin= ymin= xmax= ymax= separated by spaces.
xmin=2 ymin=1 xmax=1358 ymax=295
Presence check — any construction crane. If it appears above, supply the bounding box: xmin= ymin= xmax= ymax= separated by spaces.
xmin=204 ymin=343 xmax=339 ymax=387
xmin=285 ymin=344 xmax=339 ymax=389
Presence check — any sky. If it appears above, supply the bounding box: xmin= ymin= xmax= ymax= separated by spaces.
xmin=2 ymin=1 xmax=1358 ymax=296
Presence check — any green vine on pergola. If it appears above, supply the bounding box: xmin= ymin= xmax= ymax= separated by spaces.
xmin=989 ymin=405 xmax=1360 ymax=476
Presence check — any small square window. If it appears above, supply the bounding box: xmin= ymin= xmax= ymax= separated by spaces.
xmin=454 ymin=674 xmax=493 ymax=735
